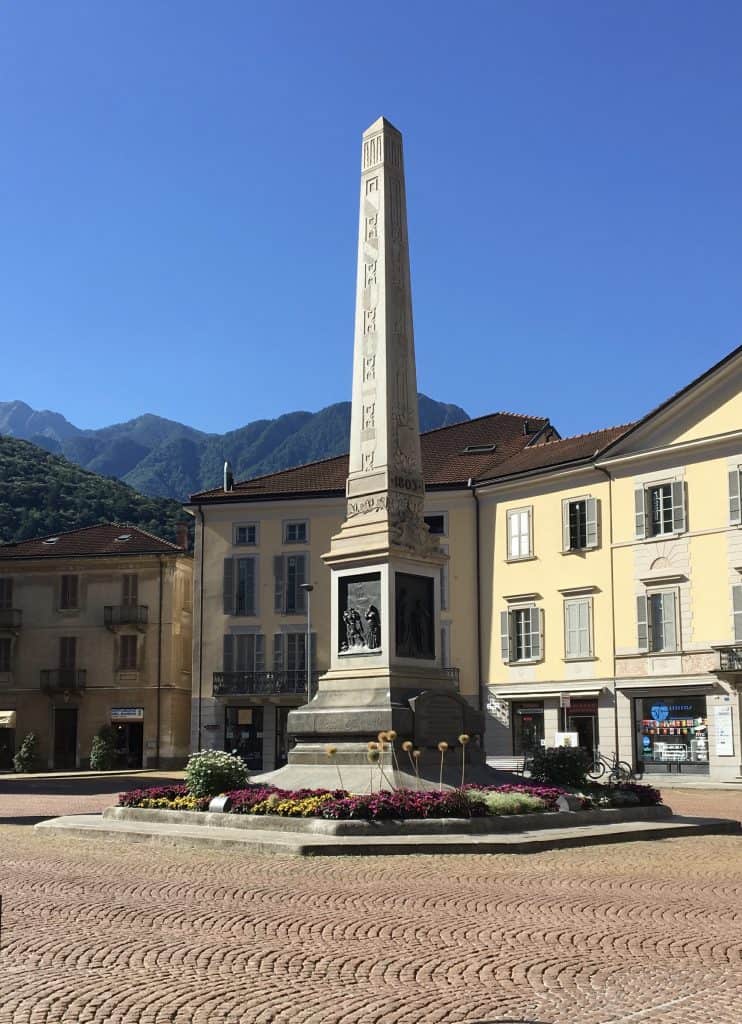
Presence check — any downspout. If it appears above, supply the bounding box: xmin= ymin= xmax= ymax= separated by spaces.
xmin=468 ymin=479 xmax=483 ymax=711
xmin=197 ymin=505 xmax=205 ymax=751
xmin=156 ymin=556 xmax=164 ymax=769
xmin=593 ymin=460 xmax=620 ymax=758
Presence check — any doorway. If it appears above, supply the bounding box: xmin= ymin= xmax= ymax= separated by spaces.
xmin=512 ymin=703 xmax=544 ymax=755
xmin=225 ymin=707 xmax=264 ymax=770
xmin=0 ymin=728 xmax=14 ymax=770
xmin=54 ymin=708 xmax=78 ymax=769
xmin=568 ymin=714 xmax=597 ymax=754
xmin=113 ymin=722 xmax=144 ymax=769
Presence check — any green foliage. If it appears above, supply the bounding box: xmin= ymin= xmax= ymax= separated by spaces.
xmin=527 ymin=746 xmax=593 ymax=788
xmin=89 ymin=726 xmax=117 ymax=771
xmin=13 ymin=732 xmax=38 ymax=773
xmin=466 ymin=790 xmax=547 ymax=815
xmin=185 ymin=749 xmax=249 ymax=798
xmin=0 ymin=436 xmax=185 ymax=544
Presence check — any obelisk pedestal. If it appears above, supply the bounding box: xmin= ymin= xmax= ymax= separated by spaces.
xmin=255 ymin=118 xmax=484 ymax=791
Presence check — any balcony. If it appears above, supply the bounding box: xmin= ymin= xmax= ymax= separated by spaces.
xmin=718 ymin=646 xmax=742 ymax=673
xmin=0 ymin=609 xmax=22 ymax=631
xmin=213 ymin=670 xmax=319 ymax=697
xmin=104 ymin=605 xmax=149 ymax=630
xmin=40 ymin=669 xmax=87 ymax=694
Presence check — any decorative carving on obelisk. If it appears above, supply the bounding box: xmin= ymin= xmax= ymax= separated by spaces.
xmin=331 ymin=117 xmax=436 ymax=558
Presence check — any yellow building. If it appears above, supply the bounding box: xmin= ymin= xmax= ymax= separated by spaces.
xmin=0 ymin=524 xmax=193 ymax=770
xmin=188 ymin=346 xmax=742 ymax=783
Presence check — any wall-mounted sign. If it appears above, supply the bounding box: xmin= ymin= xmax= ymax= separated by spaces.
xmin=714 ymin=705 xmax=734 ymax=756
xmin=111 ymin=707 xmax=144 ymax=722
xmin=560 ymin=693 xmax=571 ymax=709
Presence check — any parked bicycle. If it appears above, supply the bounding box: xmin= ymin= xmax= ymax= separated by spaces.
xmin=587 ymin=751 xmax=635 ymax=783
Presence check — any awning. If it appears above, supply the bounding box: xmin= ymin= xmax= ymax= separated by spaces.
xmin=616 ymin=677 xmax=718 ymax=692
xmin=489 ymin=688 xmax=603 ymax=701
xmin=0 ymin=710 xmax=17 ymax=728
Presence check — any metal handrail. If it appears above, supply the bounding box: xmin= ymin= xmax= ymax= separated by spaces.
xmin=104 ymin=605 xmax=149 ymax=627
xmin=719 ymin=646 xmax=742 ymax=672
xmin=213 ymin=670 xmax=319 ymax=696
xmin=40 ymin=669 xmax=87 ymax=693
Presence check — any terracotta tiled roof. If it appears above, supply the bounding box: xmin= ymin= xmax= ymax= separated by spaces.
xmin=488 ymin=424 xmax=634 ymax=479
xmin=189 ymin=412 xmax=551 ymax=502
xmin=0 ymin=523 xmax=186 ymax=560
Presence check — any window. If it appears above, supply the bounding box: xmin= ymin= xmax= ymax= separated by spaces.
xmin=274 ymin=554 xmax=307 ymax=614
xmin=635 ymin=482 xmax=686 ymax=539
xmin=424 ymin=514 xmax=446 ymax=536
xmin=507 ymin=507 xmax=532 ymax=560
xmin=120 ymin=635 xmax=137 ymax=670
xmin=59 ymin=637 xmax=76 ymax=669
xmin=564 ymin=598 xmax=593 ymax=659
xmin=223 ymin=633 xmax=265 ymax=674
xmin=729 ymin=467 xmax=741 ymax=526
xmin=733 ymin=585 xmax=742 ymax=642
xmin=234 ymin=523 xmax=258 ymax=546
xmin=223 ymin=557 xmax=257 ymax=616
xmin=0 ymin=638 xmax=11 ymax=672
xmin=60 ymin=575 xmax=79 ymax=610
xmin=0 ymin=578 xmax=12 ymax=610
xmin=284 ymin=521 xmax=307 ymax=544
xmin=273 ymin=631 xmax=316 ymax=676
xmin=500 ymin=606 xmax=543 ymax=663
xmin=122 ymin=574 xmax=138 ymax=608
xmin=562 ymin=498 xmax=599 ymax=551
xmin=637 ymin=591 xmax=678 ymax=653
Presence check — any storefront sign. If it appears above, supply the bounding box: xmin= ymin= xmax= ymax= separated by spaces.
xmin=560 ymin=693 xmax=571 ymax=709
xmin=111 ymin=707 xmax=144 ymax=722
xmin=714 ymin=705 xmax=734 ymax=756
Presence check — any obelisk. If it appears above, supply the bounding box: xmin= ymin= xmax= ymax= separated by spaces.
xmin=257 ymin=118 xmax=483 ymax=790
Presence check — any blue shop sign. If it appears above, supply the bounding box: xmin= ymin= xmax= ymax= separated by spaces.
xmin=650 ymin=703 xmax=669 ymax=722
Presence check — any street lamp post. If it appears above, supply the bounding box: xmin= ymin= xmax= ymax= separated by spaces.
xmin=299 ymin=584 xmax=314 ymax=702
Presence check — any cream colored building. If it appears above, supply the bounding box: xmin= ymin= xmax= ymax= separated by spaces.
xmin=188 ymin=346 xmax=742 ymax=783
xmin=0 ymin=524 xmax=193 ymax=770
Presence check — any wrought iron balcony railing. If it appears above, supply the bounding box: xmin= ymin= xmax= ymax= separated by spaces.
xmin=104 ymin=605 xmax=149 ymax=629
xmin=0 ymin=609 xmax=22 ymax=630
xmin=213 ymin=670 xmax=320 ymax=696
xmin=40 ymin=669 xmax=87 ymax=694
xmin=718 ymin=646 xmax=742 ymax=672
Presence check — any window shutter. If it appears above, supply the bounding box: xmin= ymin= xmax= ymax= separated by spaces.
xmin=562 ymin=500 xmax=571 ymax=552
xmin=530 ymin=608 xmax=543 ymax=660
xmin=733 ymin=586 xmax=742 ymax=642
xmin=295 ymin=555 xmax=307 ymax=613
xmin=439 ymin=544 xmax=449 ymax=610
xmin=273 ymin=633 xmax=283 ymax=670
xmin=223 ymin=634 xmax=234 ymax=673
xmin=663 ymin=591 xmax=677 ymax=651
xmin=564 ymin=601 xmax=576 ymax=659
xmin=671 ymin=481 xmax=686 ymax=533
xmin=245 ymin=558 xmax=256 ymax=616
xmin=273 ymin=556 xmax=285 ymax=613
xmin=500 ymin=611 xmax=511 ymax=664
xmin=636 ymin=595 xmax=649 ymax=652
xmin=585 ymin=497 xmax=599 ymax=549
xmin=223 ymin=558 xmax=234 ymax=615
xmin=729 ymin=469 xmax=741 ymax=526
xmin=310 ymin=631 xmax=317 ymax=669
xmin=634 ymin=488 xmax=647 ymax=539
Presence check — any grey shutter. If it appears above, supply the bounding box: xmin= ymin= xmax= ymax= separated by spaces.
xmin=223 ymin=634 xmax=234 ymax=672
xmin=729 ymin=469 xmax=741 ymax=526
xmin=245 ymin=558 xmax=256 ymax=616
xmin=663 ymin=592 xmax=677 ymax=651
xmin=585 ymin=497 xmax=599 ymax=549
xmin=255 ymin=634 xmax=266 ymax=672
xmin=223 ymin=558 xmax=234 ymax=615
xmin=500 ymin=611 xmax=511 ymax=664
xmin=634 ymin=487 xmax=647 ymax=539
xmin=733 ymin=586 xmax=742 ymax=642
xmin=565 ymin=601 xmax=576 ymax=659
xmin=636 ymin=595 xmax=649 ymax=652
xmin=273 ymin=556 xmax=285 ymax=613
xmin=295 ymin=555 xmax=307 ymax=613
xmin=273 ymin=633 xmax=283 ymax=670
xmin=310 ymin=631 xmax=317 ymax=669
xmin=531 ymin=608 xmax=543 ymax=660
xmin=562 ymin=499 xmax=571 ymax=552
xmin=671 ymin=481 xmax=686 ymax=533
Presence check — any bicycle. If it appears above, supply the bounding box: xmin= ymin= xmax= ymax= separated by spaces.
xmin=587 ymin=751 xmax=635 ymax=784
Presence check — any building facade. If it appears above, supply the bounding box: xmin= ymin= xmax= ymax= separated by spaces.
xmin=0 ymin=524 xmax=193 ymax=770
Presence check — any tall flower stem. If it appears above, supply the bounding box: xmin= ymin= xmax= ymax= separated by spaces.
xmin=438 ymin=741 xmax=449 ymax=791
xmin=459 ymin=734 xmax=470 ymax=789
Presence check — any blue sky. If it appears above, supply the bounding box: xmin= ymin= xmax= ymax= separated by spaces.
xmin=2 ymin=2 xmax=740 ymax=438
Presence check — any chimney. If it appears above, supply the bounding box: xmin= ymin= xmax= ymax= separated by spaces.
xmin=175 ymin=522 xmax=190 ymax=550
xmin=224 ymin=460 xmax=234 ymax=492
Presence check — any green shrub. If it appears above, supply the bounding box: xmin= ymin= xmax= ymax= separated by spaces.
xmin=89 ymin=726 xmax=117 ymax=771
xmin=13 ymin=732 xmax=38 ymax=773
xmin=185 ymin=749 xmax=249 ymax=798
xmin=527 ymin=746 xmax=592 ymax=787
xmin=467 ymin=790 xmax=547 ymax=815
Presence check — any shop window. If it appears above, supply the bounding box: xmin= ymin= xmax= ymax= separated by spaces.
xmin=636 ymin=696 xmax=708 ymax=767
xmin=512 ymin=702 xmax=544 ymax=755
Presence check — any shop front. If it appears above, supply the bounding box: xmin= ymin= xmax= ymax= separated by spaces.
xmin=565 ymin=697 xmax=599 ymax=754
xmin=225 ymin=706 xmax=264 ymax=771
xmin=512 ymin=702 xmax=544 ymax=755
xmin=111 ymin=707 xmax=144 ymax=769
xmin=635 ymin=694 xmax=709 ymax=775
xmin=0 ymin=709 xmax=16 ymax=770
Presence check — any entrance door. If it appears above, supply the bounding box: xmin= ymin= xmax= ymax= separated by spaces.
xmin=225 ymin=707 xmax=264 ymax=770
xmin=275 ymin=707 xmax=294 ymax=768
xmin=0 ymin=728 xmax=14 ymax=770
xmin=568 ymin=714 xmax=596 ymax=754
xmin=54 ymin=708 xmax=78 ymax=769
xmin=113 ymin=723 xmax=144 ymax=769
xmin=512 ymin=703 xmax=544 ymax=755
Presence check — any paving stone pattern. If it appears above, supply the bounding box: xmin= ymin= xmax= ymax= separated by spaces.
xmin=0 ymin=789 xmax=741 ymax=1024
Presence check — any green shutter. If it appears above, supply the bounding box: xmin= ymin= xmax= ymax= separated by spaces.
xmin=637 ymin=595 xmax=649 ymax=652
xmin=223 ymin=558 xmax=234 ymax=615
xmin=500 ymin=611 xmax=511 ymax=664
xmin=729 ymin=469 xmax=741 ymax=526
xmin=222 ymin=634 xmax=234 ymax=673
xmin=733 ymin=586 xmax=742 ymax=642
xmin=585 ymin=497 xmax=599 ymax=549
xmin=634 ymin=488 xmax=647 ymax=539
xmin=671 ymin=481 xmax=686 ymax=533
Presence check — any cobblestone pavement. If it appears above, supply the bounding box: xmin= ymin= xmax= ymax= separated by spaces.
xmin=0 ymin=789 xmax=740 ymax=1024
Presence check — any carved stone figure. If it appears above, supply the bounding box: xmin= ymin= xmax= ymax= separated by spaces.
xmin=365 ymin=605 xmax=381 ymax=649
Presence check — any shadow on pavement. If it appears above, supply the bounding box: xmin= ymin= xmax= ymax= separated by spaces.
xmin=0 ymin=774 xmax=183 ymax=797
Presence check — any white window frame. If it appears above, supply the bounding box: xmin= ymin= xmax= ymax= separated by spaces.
xmin=501 ymin=604 xmax=543 ymax=664
xmin=563 ymin=597 xmax=594 ymax=660
xmin=283 ymin=520 xmax=309 ymax=544
xmin=729 ymin=465 xmax=741 ymax=526
xmin=637 ymin=588 xmax=679 ymax=653
xmin=561 ymin=496 xmax=599 ymax=552
xmin=233 ymin=522 xmax=259 ymax=546
xmin=506 ymin=506 xmax=533 ymax=561
xmin=635 ymin=479 xmax=686 ymax=540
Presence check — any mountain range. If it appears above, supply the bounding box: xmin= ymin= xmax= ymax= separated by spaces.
xmin=0 ymin=397 xmax=469 ymax=501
